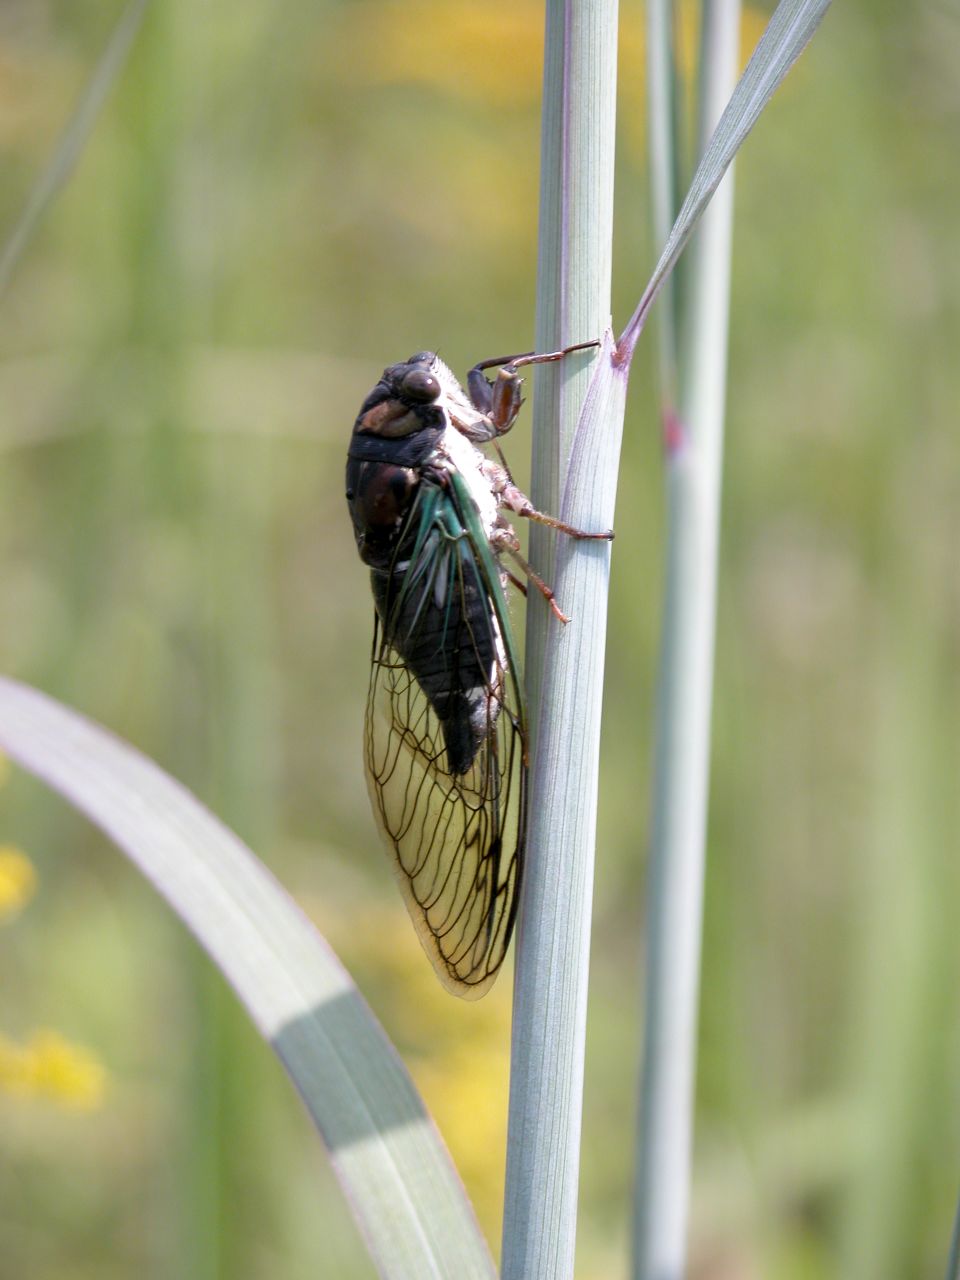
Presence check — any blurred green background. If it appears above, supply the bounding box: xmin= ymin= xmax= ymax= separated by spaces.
xmin=1 ymin=1 xmax=958 ymax=1276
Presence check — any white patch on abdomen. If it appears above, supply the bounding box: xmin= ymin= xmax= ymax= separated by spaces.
xmin=439 ymin=424 xmax=498 ymax=538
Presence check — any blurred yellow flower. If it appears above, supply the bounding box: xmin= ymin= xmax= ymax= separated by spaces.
xmin=0 ymin=1029 xmax=107 ymax=1110
xmin=412 ymin=1036 xmax=510 ymax=1234
xmin=334 ymin=0 xmax=542 ymax=107
xmin=330 ymin=1 xmax=772 ymax=125
xmin=0 ymin=845 xmax=38 ymax=922
xmin=0 ymin=757 xmax=107 ymax=1110
xmin=324 ymin=1 xmax=774 ymax=249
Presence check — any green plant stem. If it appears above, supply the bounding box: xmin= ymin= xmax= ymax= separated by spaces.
xmin=501 ymin=2 xmax=619 ymax=1277
xmin=632 ymin=3 xmax=740 ymax=1277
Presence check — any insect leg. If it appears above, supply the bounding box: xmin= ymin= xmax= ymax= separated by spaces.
xmin=514 ymin=503 xmax=614 ymax=541
xmin=469 ymin=338 xmax=599 ymax=377
xmin=504 ymin=568 xmax=528 ymax=597
xmin=490 ymin=440 xmax=516 ymax=487
xmin=492 ymin=526 xmax=570 ymax=625
xmin=483 ymin=462 xmax=614 ymax=542
xmin=466 ymin=339 xmax=600 ymax=437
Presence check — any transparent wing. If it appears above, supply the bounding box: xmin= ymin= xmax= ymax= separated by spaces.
xmin=363 ymin=519 xmax=527 ymax=999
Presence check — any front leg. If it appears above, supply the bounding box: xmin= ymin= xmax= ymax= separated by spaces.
xmin=466 ymin=339 xmax=600 ymax=438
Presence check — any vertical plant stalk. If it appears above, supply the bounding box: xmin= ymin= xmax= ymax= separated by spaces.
xmin=646 ymin=0 xmax=682 ymax=411
xmin=501 ymin=2 xmax=619 ymax=1278
xmin=633 ymin=3 xmax=740 ymax=1278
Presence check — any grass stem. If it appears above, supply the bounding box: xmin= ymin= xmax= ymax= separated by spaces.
xmin=632 ymin=3 xmax=740 ymax=1276
xmin=501 ymin=2 xmax=619 ymax=1276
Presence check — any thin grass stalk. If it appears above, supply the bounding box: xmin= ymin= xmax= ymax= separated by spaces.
xmin=0 ymin=0 xmax=151 ymax=299
xmin=501 ymin=1 xmax=619 ymax=1277
xmin=121 ymin=8 xmax=230 ymax=1270
xmin=632 ymin=3 xmax=740 ymax=1277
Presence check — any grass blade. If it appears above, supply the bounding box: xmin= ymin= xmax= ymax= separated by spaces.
xmin=0 ymin=677 xmax=495 ymax=1280
xmin=501 ymin=1 xmax=619 ymax=1275
xmin=632 ymin=4 xmax=740 ymax=1274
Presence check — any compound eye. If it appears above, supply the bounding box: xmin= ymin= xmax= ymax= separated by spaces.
xmin=400 ymin=367 xmax=441 ymax=403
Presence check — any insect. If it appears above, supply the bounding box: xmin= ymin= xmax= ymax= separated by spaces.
xmin=345 ymin=342 xmax=613 ymax=998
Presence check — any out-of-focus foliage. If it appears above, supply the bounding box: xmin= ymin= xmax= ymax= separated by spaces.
xmin=0 ymin=1 xmax=957 ymax=1278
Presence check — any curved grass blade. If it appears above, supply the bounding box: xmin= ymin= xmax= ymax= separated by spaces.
xmin=0 ymin=676 xmax=495 ymax=1280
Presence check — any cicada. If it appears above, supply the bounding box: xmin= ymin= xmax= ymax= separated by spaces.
xmin=345 ymin=342 xmax=612 ymax=998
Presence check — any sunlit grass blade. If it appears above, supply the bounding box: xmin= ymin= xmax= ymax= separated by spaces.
xmin=501 ymin=1 xmax=618 ymax=1276
xmin=506 ymin=1 xmax=836 ymax=1275
xmin=0 ymin=677 xmax=495 ymax=1280
xmin=0 ymin=0 xmax=151 ymax=300
xmin=619 ymin=0 xmax=834 ymax=361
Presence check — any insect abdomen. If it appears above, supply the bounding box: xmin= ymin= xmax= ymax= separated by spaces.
xmin=371 ymin=551 xmax=501 ymax=776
